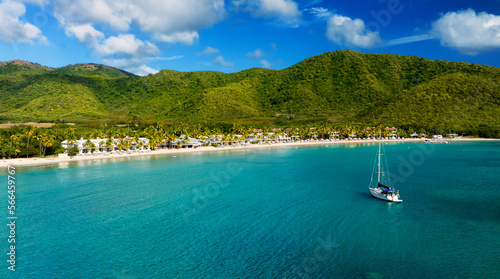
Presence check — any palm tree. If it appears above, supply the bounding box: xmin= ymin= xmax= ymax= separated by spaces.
xmin=165 ymin=133 xmax=174 ymax=149
xmin=66 ymin=127 xmax=77 ymax=147
xmin=170 ymin=135 xmax=178 ymax=149
xmin=106 ymin=138 xmax=114 ymax=152
xmin=116 ymin=141 xmax=124 ymax=151
xmin=137 ymin=141 xmax=144 ymax=150
xmin=83 ymin=139 xmax=94 ymax=154
xmin=53 ymin=122 xmax=61 ymax=139
xmin=10 ymin=134 xmax=18 ymax=148
xmin=156 ymin=121 xmax=164 ymax=133
xmin=132 ymin=133 xmax=140 ymax=150
xmin=182 ymin=137 xmax=190 ymax=148
xmin=121 ymin=139 xmax=131 ymax=151
xmin=99 ymin=140 xmax=105 ymax=152
xmin=36 ymin=133 xmax=44 ymax=156
xmin=25 ymin=126 xmax=36 ymax=157
xmin=149 ymin=139 xmax=158 ymax=150
xmin=101 ymin=122 xmax=107 ymax=134
xmin=42 ymin=134 xmax=55 ymax=156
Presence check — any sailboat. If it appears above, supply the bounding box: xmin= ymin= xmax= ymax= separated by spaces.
xmin=368 ymin=131 xmax=403 ymax=202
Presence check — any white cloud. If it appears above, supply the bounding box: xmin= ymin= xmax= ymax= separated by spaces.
xmin=201 ymin=46 xmax=220 ymax=55
xmin=95 ymin=34 xmax=159 ymax=58
xmin=129 ymin=0 xmax=225 ymax=43
xmin=235 ymin=0 xmax=301 ymax=26
xmin=155 ymin=55 xmax=184 ymax=61
xmin=53 ymin=0 xmax=131 ymax=31
xmin=102 ymin=57 xmax=158 ymax=76
xmin=305 ymin=7 xmax=332 ymax=19
xmin=53 ymin=0 xmax=226 ymax=45
xmin=65 ymin=24 xmax=105 ymax=46
xmin=213 ymin=55 xmax=234 ymax=67
xmin=246 ymin=49 xmax=265 ymax=59
xmin=386 ymin=34 xmax=435 ymax=46
xmin=270 ymin=42 xmax=277 ymax=49
xmin=0 ymin=1 xmax=46 ymax=44
xmin=154 ymin=31 xmax=199 ymax=45
xmin=257 ymin=0 xmax=301 ymax=19
xmin=326 ymin=14 xmax=382 ymax=49
xmin=135 ymin=65 xmax=159 ymax=76
xmin=431 ymin=9 xmax=500 ymax=55
xmin=260 ymin=59 xmax=271 ymax=68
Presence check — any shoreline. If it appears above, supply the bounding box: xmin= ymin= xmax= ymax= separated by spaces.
xmin=1 ymin=137 xmax=497 ymax=169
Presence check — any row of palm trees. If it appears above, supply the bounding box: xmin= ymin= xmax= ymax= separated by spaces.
xmin=71 ymin=124 xmax=402 ymax=153
xmin=0 ymin=126 xmax=58 ymax=158
xmin=1 ymin=122 xmax=409 ymax=158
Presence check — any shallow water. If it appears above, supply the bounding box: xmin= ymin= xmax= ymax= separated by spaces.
xmin=1 ymin=141 xmax=499 ymax=278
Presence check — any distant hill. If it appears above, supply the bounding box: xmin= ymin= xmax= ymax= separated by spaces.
xmin=0 ymin=51 xmax=499 ymax=135
xmin=54 ymin=63 xmax=136 ymax=78
xmin=0 ymin=60 xmax=135 ymax=78
xmin=0 ymin=60 xmax=53 ymax=75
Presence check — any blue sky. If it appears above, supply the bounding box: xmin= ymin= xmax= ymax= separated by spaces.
xmin=0 ymin=0 xmax=499 ymax=75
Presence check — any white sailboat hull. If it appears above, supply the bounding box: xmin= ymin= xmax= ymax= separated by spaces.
xmin=369 ymin=187 xmax=403 ymax=202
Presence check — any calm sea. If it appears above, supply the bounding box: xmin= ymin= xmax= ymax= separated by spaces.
xmin=1 ymin=141 xmax=500 ymax=278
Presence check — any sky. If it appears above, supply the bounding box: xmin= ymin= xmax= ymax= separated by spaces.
xmin=0 ymin=0 xmax=499 ymax=76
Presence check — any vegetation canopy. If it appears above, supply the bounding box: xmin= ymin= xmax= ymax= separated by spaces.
xmin=0 ymin=50 xmax=499 ymax=137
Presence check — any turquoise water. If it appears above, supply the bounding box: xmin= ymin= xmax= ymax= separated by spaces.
xmin=2 ymin=141 xmax=500 ymax=278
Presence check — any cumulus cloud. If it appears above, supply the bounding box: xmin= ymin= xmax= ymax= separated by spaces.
xmin=246 ymin=49 xmax=265 ymax=59
xmin=200 ymin=46 xmax=220 ymax=55
xmin=95 ymin=34 xmax=159 ymax=57
xmin=53 ymin=0 xmax=131 ymax=31
xmin=257 ymin=0 xmax=301 ymax=19
xmin=326 ymin=14 xmax=382 ymax=48
xmin=260 ymin=59 xmax=271 ymax=68
xmin=52 ymin=0 xmax=227 ymax=75
xmin=213 ymin=55 xmax=234 ymax=67
xmin=235 ymin=0 xmax=301 ymax=26
xmin=103 ymin=57 xmax=158 ymax=76
xmin=53 ymin=0 xmax=226 ymax=45
xmin=65 ymin=24 xmax=105 ymax=46
xmin=0 ymin=1 xmax=46 ymax=44
xmin=153 ymin=31 xmax=200 ymax=45
xmin=431 ymin=9 xmax=500 ymax=55
xmin=135 ymin=65 xmax=159 ymax=76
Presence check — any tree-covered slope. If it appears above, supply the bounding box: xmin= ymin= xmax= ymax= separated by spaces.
xmin=0 ymin=50 xmax=499 ymax=134
xmin=54 ymin=63 xmax=136 ymax=78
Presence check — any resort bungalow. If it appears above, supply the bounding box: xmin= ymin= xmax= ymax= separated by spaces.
xmin=61 ymin=138 xmax=102 ymax=154
xmin=173 ymin=136 xmax=202 ymax=148
xmin=445 ymin=134 xmax=459 ymax=139
xmin=252 ymin=129 xmax=262 ymax=135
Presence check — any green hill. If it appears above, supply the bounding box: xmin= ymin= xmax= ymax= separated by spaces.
xmin=0 ymin=60 xmax=53 ymax=75
xmin=0 ymin=50 xmax=499 ymax=135
xmin=54 ymin=63 xmax=136 ymax=78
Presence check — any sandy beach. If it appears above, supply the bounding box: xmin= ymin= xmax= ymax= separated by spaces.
xmin=1 ymin=137 xmax=497 ymax=168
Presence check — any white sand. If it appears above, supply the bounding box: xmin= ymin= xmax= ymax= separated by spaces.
xmin=1 ymin=137 xmax=496 ymax=168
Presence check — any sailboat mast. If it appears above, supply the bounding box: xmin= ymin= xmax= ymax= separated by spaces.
xmin=378 ymin=129 xmax=381 ymax=183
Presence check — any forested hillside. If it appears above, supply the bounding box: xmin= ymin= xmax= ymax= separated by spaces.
xmin=1 ymin=50 xmax=499 ymax=135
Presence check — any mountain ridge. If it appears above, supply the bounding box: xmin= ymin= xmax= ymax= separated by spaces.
xmin=0 ymin=60 xmax=136 ymax=78
xmin=1 ymin=50 xmax=499 ymax=135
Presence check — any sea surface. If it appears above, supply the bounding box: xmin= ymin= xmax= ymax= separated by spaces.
xmin=1 ymin=141 xmax=500 ymax=278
